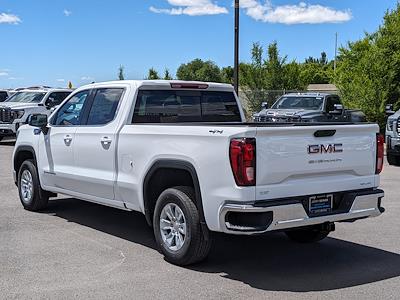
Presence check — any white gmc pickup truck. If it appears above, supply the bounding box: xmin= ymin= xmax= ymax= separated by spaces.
xmin=13 ymin=80 xmax=385 ymax=265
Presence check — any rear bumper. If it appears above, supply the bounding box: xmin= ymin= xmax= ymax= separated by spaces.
xmin=219 ymin=189 xmax=384 ymax=235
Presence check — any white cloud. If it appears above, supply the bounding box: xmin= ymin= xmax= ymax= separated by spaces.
xmin=8 ymin=77 xmax=23 ymax=80
xmin=81 ymin=76 xmax=94 ymax=81
xmin=63 ymin=9 xmax=72 ymax=17
xmin=0 ymin=13 xmax=21 ymax=25
xmin=150 ymin=0 xmax=228 ymax=16
xmin=240 ymin=1 xmax=352 ymax=24
xmin=56 ymin=79 xmax=65 ymax=82
xmin=0 ymin=72 xmax=9 ymax=76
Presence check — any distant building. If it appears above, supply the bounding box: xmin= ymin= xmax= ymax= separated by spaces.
xmin=307 ymin=84 xmax=339 ymax=94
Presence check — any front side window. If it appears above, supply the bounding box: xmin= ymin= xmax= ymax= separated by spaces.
xmin=46 ymin=92 xmax=72 ymax=107
xmin=86 ymin=88 xmax=124 ymax=125
xmin=0 ymin=92 xmax=8 ymax=102
xmin=5 ymin=92 xmax=46 ymax=103
xmin=53 ymin=91 xmax=90 ymax=126
xmin=132 ymin=90 xmax=240 ymax=123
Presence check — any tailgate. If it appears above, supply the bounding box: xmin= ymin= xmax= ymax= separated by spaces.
xmin=255 ymin=124 xmax=379 ymax=201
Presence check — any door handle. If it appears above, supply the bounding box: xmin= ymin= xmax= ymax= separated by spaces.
xmin=101 ymin=136 xmax=112 ymax=146
xmin=63 ymin=135 xmax=72 ymax=145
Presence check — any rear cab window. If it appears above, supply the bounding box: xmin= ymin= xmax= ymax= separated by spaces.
xmin=132 ymin=90 xmax=241 ymax=123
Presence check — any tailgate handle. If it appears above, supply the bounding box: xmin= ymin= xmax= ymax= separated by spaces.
xmin=314 ymin=130 xmax=336 ymax=137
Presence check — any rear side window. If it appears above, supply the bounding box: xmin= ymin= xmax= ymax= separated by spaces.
xmin=86 ymin=88 xmax=124 ymax=125
xmin=132 ymin=90 xmax=240 ymax=123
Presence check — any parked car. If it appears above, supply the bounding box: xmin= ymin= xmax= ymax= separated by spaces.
xmin=13 ymin=80 xmax=385 ymax=265
xmin=385 ymin=104 xmax=400 ymax=165
xmin=0 ymin=90 xmax=10 ymax=102
xmin=0 ymin=87 xmax=72 ymax=141
xmin=253 ymin=93 xmax=366 ymax=123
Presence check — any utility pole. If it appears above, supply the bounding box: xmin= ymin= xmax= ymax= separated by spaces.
xmin=234 ymin=0 xmax=239 ymax=95
xmin=334 ymin=32 xmax=338 ymax=74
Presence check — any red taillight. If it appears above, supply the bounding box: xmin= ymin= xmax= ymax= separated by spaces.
xmin=170 ymin=83 xmax=209 ymax=89
xmin=230 ymin=138 xmax=256 ymax=186
xmin=376 ymin=134 xmax=384 ymax=174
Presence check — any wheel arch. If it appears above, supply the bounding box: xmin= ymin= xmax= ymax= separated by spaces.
xmin=13 ymin=145 xmax=37 ymax=174
xmin=142 ymin=159 xmax=206 ymax=228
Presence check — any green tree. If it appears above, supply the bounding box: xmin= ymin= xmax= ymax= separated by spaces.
xmin=240 ymin=42 xmax=291 ymax=113
xmin=335 ymin=3 xmax=400 ymax=129
xmin=335 ymin=37 xmax=389 ymax=128
xmin=146 ymin=68 xmax=160 ymax=80
xmin=163 ymin=69 xmax=173 ymax=80
xmin=239 ymin=43 xmax=269 ymax=113
xmin=283 ymin=61 xmax=304 ymax=90
xmin=221 ymin=66 xmax=234 ymax=84
xmin=118 ymin=65 xmax=125 ymax=80
xmin=176 ymin=59 xmax=222 ymax=82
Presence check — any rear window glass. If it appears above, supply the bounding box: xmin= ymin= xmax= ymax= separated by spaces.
xmin=132 ymin=90 xmax=240 ymax=123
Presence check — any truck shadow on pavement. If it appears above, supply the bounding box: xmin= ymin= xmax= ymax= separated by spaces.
xmin=44 ymin=198 xmax=400 ymax=292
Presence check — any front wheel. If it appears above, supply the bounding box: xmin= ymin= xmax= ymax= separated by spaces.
xmin=387 ymin=153 xmax=400 ymax=166
xmin=153 ymin=186 xmax=212 ymax=266
xmin=285 ymin=225 xmax=332 ymax=243
xmin=18 ymin=159 xmax=49 ymax=211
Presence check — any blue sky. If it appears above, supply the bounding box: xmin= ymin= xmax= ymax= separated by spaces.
xmin=0 ymin=0 xmax=397 ymax=88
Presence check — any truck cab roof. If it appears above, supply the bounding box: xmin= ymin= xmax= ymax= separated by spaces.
xmin=80 ymin=80 xmax=234 ymax=92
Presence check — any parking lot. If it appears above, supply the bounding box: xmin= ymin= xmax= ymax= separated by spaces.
xmin=1 ymin=140 xmax=399 ymax=300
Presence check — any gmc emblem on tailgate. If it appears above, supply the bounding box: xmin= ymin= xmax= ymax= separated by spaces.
xmin=308 ymin=144 xmax=343 ymax=154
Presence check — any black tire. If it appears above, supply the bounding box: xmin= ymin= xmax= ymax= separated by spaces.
xmin=18 ymin=159 xmax=49 ymax=211
xmin=285 ymin=225 xmax=330 ymax=243
xmin=387 ymin=153 xmax=400 ymax=166
xmin=153 ymin=186 xmax=212 ymax=266
xmin=0 ymin=136 xmax=3 ymax=142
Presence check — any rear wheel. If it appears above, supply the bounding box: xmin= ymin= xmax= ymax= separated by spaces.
xmin=387 ymin=153 xmax=400 ymax=166
xmin=153 ymin=186 xmax=212 ymax=266
xmin=285 ymin=225 xmax=332 ymax=243
xmin=18 ymin=159 xmax=49 ymax=211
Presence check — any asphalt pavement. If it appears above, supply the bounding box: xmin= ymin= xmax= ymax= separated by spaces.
xmin=1 ymin=139 xmax=399 ymax=299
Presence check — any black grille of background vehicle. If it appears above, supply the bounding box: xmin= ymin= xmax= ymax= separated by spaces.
xmin=254 ymin=115 xmax=301 ymax=123
xmin=0 ymin=107 xmax=13 ymax=124
xmin=397 ymin=117 xmax=400 ymax=134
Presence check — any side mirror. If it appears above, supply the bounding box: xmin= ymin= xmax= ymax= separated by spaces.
xmin=329 ymin=104 xmax=344 ymax=115
xmin=261 ymin=102 xmax=269 ymax=110
xmin=28 ymin=114 xmax=48 ymax=134
xmin=386 ymin=104 xmax=395 ymax=116
xmin=50 ymin=105 xmax=59 ymax=113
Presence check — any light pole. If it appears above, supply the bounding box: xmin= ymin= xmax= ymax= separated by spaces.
xmin=234 ymin=0 xmax=239 ymax=95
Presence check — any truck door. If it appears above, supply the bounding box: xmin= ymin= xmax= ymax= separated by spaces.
xmin=73 ymin=88 xmax=124 ymax=201
xmin=39 ymin=90 xmax=91 ymax=191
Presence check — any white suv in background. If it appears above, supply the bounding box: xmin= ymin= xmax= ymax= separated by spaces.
xmin=0 ymin=88 xmax=72 ymax=141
